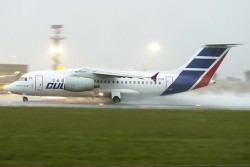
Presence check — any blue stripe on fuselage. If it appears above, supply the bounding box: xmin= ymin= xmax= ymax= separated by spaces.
xmin=161 ymin=70 xmax=204 ymax=95
xmin=186 ymin=58 xmax=216 ymax=69
xmin=197 ymin=48 xmax=226 ymax=57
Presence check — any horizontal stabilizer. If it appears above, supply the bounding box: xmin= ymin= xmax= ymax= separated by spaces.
xmin=202 ymin=44 xmax=242 ymax=48
xmin=151 ymin=72 xmax=159 ymax=82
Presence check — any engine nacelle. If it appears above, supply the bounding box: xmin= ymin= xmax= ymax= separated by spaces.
xmin=64 ymin=77 xmax=94 ymax=92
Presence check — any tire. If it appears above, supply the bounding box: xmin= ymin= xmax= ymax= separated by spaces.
xmin=112 ymin=96 xmax=121 ymax=103
xmin=23 ymin=96 xmax=28 ymax=102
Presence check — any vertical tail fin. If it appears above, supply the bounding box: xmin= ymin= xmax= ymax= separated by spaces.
xmin=192 ymin=44 xmax=239 ymax=89
xmin=162 ymin=44 xmax=240 ymax=95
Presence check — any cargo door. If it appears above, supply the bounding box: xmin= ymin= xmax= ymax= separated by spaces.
xmin=165 ymin=76 xmax=173 ymax=89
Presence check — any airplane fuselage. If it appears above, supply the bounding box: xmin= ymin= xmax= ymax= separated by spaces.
xmin=5 ymin=44 xmax=239 ymax=103
xmin=8 ymin=69 xmax=173 ymax=99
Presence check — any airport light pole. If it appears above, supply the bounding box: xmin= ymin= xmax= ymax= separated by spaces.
xmin=50 ymin=25 xmax=65 ymax=70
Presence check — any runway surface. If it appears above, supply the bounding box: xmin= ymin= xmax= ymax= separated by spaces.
xmin=1 ymin=92 xmax=250 ymax=110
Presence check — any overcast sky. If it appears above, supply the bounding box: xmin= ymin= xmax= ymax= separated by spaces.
xmin=0 ymin=0 xmax=249 ymax=79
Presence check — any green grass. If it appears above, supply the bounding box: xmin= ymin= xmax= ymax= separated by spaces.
xmin=0 ymin=107 xmax=250 ymax=166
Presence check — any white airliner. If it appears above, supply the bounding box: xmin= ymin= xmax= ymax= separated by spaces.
xmin=5 ymin=44 xmax=239 ymax=103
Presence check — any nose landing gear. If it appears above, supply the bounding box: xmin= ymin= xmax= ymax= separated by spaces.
xmin=22 ymin=96 xmax=28 ymax=102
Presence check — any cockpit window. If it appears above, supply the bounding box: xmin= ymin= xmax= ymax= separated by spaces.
xmin=18 ymin=77 xmax=27 ymax=81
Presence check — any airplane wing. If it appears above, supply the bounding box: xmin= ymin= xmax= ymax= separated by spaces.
xmin=75 ymin=68 xmax=159 ymax=81
xmin=93 ymin=70 xmax=145 ymax=79
xmin=75 ymin=68 xmax=145 ymax=79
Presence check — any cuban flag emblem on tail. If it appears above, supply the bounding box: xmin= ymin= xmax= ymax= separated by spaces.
xmin=161 ymin=44 xmax=240 ymax=95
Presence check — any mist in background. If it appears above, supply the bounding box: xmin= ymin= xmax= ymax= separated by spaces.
xmin=124 ymin=92 xmax=250 ymax=109
xmin=0 ymin=0 xmax=250 ymax=108
xmin=0 ymin=0 xmax=249 ymax=80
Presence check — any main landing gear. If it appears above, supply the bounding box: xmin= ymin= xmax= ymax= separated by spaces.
xmin=22 ymin=96 xmax=28 ymax=102
xmin=112 ymin=96 xmax=121 ymax=103
xmin=111 ymin=92 xmax=121 ymax=103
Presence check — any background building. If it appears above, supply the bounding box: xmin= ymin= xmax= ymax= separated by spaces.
xmin=0 ymin=64 xmax=28 ymax=91
xmin=245 ymin=71 xmax=250 ymax=82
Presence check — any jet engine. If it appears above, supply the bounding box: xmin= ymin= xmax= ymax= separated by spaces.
xmin=64 ymin=77 xmax=95 ymax=92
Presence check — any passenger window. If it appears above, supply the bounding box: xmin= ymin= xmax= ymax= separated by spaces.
xmin=100 ymin=80 xmax=103 ymax=83
xmin=121 ymin=81 xmax=123 ymax=84
xmin=129 ymin=81 xmax=131 ymax=84
xmin=61 ymin=79 xmax=64 ymax=82
xmin=138 ymin=81 xmax=140 ymax=84
xmin=142 ymin=81 xmax=144 ymax=84
xmin=117 ymin=81 xmax=119 ymax=84
xmin=112 ymin=81 xmax=115 ymax=84
xmin=150 ymin=81 xmax=153 ymax=84
xmin=125 ymin=81 xmax=127 ymax=84
xmin=159 ymin=82 xmax=161 ymax=85
xmin=146 ymin=81 xmax=148 ymax=84
xmin=133 ymin=81 xmax=136 ymax=84
xmin=108 ymin=80 xmax=110 ymax=83
xmin=104 ymin=80 xmax=106 ymax=83
xmin=57 ymin=79 xmax=59 ymax=82
xmin=53 ymin=79 xmax=55 ymax=82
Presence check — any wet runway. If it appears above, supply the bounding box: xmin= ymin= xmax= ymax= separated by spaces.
xmin=1 ymin=92 xmax=250 ymax=110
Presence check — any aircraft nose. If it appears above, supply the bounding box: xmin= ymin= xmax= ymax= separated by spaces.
xmin=4 ymin=84 xmax=12 ymax=92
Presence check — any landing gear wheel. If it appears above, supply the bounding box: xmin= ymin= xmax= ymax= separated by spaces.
xmin=113 ymin=96 xmax=121 ymax=103
xmin=22 ymin=96 xmax=28 ymax=102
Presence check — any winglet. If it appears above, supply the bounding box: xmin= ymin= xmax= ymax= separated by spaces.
xmin=151 ymin=72 xmax=159 ymax=82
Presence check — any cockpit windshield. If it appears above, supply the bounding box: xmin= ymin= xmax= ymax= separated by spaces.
xmin=18 ymin=77 xmax=27 ymax=81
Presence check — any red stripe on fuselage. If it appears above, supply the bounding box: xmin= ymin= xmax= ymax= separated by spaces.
xmin=193 ymin=51 xmax=228 ymax=89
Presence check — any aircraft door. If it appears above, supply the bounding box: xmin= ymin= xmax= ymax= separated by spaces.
xmin=35 ymin=75 xmax=43 ymax=91
xmin=165 ymin=76 xmax=173 ymax=89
